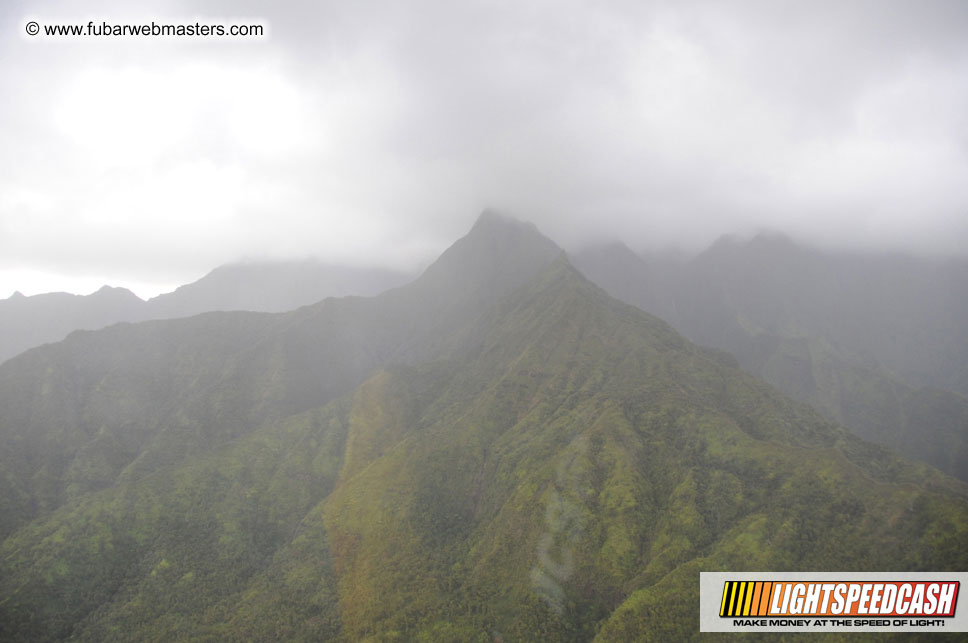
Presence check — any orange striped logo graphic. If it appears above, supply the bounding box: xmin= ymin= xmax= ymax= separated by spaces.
xmin=719 ymin=581 xmax=959 ymax=617
xmin=721 ymin=581 xmax=774 ymax=617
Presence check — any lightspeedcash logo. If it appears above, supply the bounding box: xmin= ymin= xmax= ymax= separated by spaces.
xmin=720 ymin=580 xmax=957 ymax=617
xmin=700 ymin=572 xmax=967 ymax=633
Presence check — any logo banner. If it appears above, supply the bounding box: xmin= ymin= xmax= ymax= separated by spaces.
xmin=700 ymin=572 xmax=966 ymax=633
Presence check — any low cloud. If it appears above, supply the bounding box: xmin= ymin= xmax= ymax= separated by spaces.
xmin=2 ymin=0 xmax=967 ymax=296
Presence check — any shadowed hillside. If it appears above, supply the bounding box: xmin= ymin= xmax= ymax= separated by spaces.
xmin=574 ymin=236 xmax=968 ymax=481
xmin=0 ymin=263 xmax=412 ymax=366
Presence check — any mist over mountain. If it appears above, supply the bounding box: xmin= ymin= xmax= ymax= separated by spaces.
xmin=0 ymin=212 xmax=561 ymax=539
xmin=5 ymin=218 xmax=966 ymax=484
xmin=1 ymin=214 xmax=966 ymax=640
xmin=0 ymin=261 xmax=413 ymax=366
xmin=573 ymin=234 xmax=968 ymax=480
xmin=144 ymin=261 xmax=413 ymax=319
xmin=0 ymin=286 xmax=145 ymax=367
xmin=6 ymin=0 xmax=968 ymax=637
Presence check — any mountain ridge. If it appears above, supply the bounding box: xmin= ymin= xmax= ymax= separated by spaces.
xmin=0 ymin=213 xmax=563 ymax=537
xmin=573 ymin=233 xmax=968 ymax=481
xmin=0 ymin=261 xmax=414 ymax=366
xmin=1 ymin=214 xmax=967 ymax=640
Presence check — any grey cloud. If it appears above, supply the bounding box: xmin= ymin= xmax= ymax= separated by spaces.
xmin=2 ymin=0 xmax=967 ymax=296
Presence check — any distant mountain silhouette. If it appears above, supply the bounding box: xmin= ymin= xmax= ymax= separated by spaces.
xmin=0 ymin=286 xmax=144 ymax=365
xmin=0 ymin=261 xmax=413 ymax=364
xmin=145 ymin=261 xmax=412 ymax=318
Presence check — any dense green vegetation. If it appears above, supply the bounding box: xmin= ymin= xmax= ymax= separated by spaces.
xmin=0 ymin=402 xmax=349 ymax=641
xmin=574 ymin=235 xmax=968 ymax=481
xmin=1 ymin=215 xmax=967 ymax=640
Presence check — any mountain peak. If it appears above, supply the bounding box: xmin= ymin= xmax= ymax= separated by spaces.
xmin=701 ymin=230 xmax=804 ymax=265
xmin=92 ymin=285 xmax=143 ymax=302
xmin=469 ymin=209 xmax=542 ymax=237
xmin=749 ymin=230 xmax=800 ymax=251
xmin=416 ymin=213 xmax=561 ymax=297
xmin=379 ymin=213 xmax=565 ymax=329
xmin=472 ymin=207 xmax=509 ymax=224
xmin=473 ymin=207 xmax=505 ymax=225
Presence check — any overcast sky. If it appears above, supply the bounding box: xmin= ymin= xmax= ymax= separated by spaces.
xmin=2 ymin=0 xmax=967 ymax=298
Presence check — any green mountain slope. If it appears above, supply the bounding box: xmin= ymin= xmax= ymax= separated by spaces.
xmin=1 ymin=217 xmax=967 ymax=640
xmin=0 ymin=211 xmax=561 ymax=540
xmin=0 ymin=400 xmax=349 ymax=642
xmin=573 ymin=237 xmax=968 ymax=481
xmin=318 ymin=259 xmax=968 ymax=640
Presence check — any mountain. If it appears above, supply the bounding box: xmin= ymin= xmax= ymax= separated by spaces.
xmin=0 ymin=211 xmax=562 ymax=540
xmin=1 ymin=214 xmax=966 ymax=641
xmin=573 ymin=235 xmax=968 ymax=481
xmin=687 ymin=233 xmax=968 ymax=395
xmin=0 ymin=262 xmax=412 ymax=366
xmin=0 ymin=286 xmax=144 ymax=366
xmin=144 ymin=261 xmax=412 ymax=319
